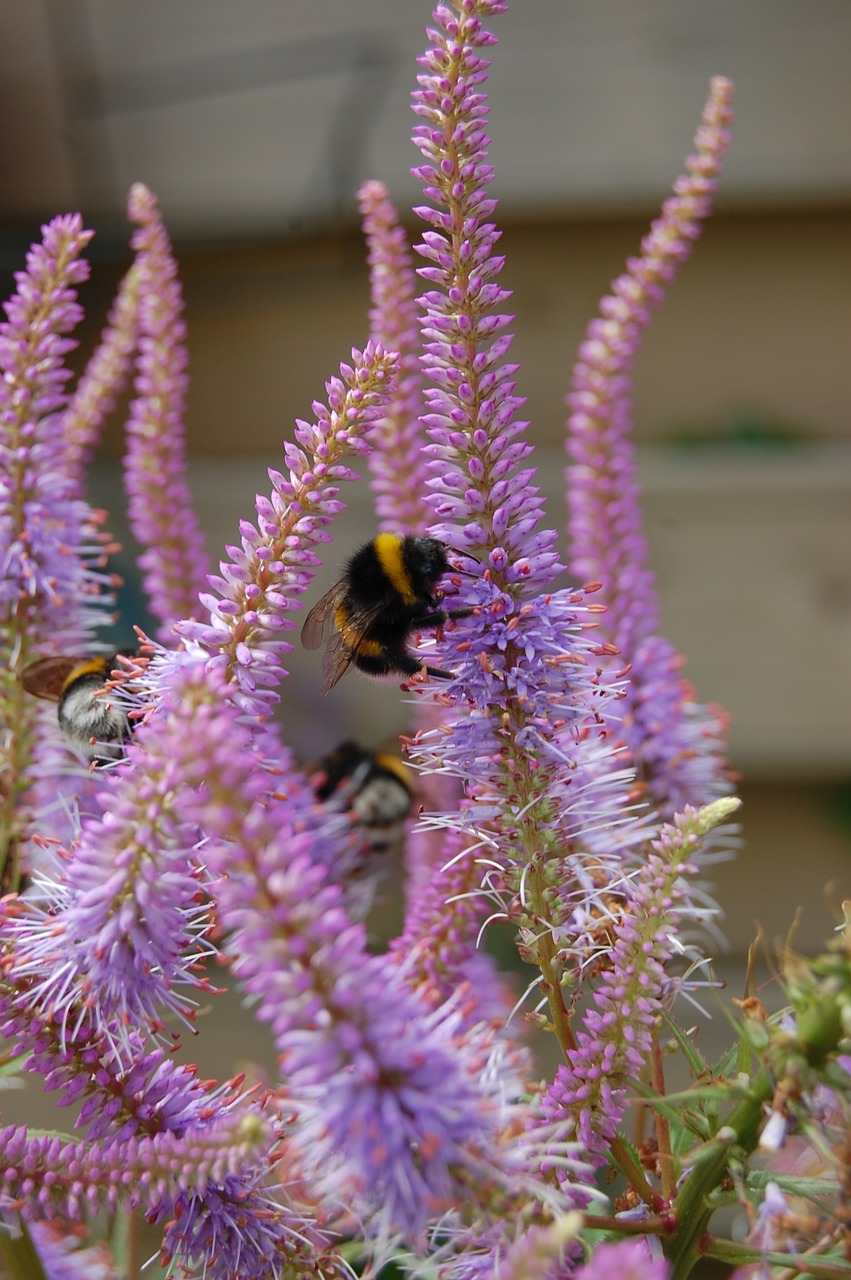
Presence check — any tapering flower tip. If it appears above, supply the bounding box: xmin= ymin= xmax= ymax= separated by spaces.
xmin=410 ymin=2 xmax=565 ymax=595
xmin=357 ymin=178 xmax=430 ymax=534
xmin=565 ymin=76 xmax=734 ymax=658
xmin=123 ymin=182 xmax=210 ymax=640
xmin=538 ymin=797 xmax=716 ymax=1174
xmin=0 ymin=213 xmax=93 ymax=424
xmin=62 ymin=259 xmax=142 ymax=485
xmin=176 ymin=342 xmax=399 ymax=715
xmin=694 ymin=794 xmax=741 ymax=833
xmin=0 ymin=213 xmax=108 ymax=623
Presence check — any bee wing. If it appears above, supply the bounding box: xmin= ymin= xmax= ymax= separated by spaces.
xmin=300 ymin=581 xmax=355 ymax=693
xmin=301 ymin=582 xmax=389 ymax=695
xmin=20 ymin=656 xmax=80 ymax=702
xmin=300 ymin=580 xmax=347 ymax=651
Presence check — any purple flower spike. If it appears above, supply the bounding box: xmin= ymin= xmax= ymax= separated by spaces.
xmin=540 ymin=798 xmax=739 ymax=1181
xmin=123 ymin=184 xmax=210 ymax=640
xmin=0 ymin=1109 xmax=332 ymax=1280
xmin=565 ymin=78 xmax=735 ymax=817
xmin=5 ymin=664 xmax=223 ymax=1041
xmin=62 ymin=260 xmax=141 ymax=488
xmin=0 ymin=215 xmax=115 ymax=887
xmin=177 ymin=342 xmax=398 ymax=716
xmin=412 ymin=2 xmax=559 ymax=592
xmin=405 ymin=2 xmax=653 ymax=1068
xmin=358 ymin=179 xmax=431 ymax=533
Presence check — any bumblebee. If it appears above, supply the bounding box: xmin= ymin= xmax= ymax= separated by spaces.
xmin=21 ymin=650 xmax=138 ymax=765
xmin=310 ymin=739 xmax=413 ymax=854
xmin=301 ymin=533 xmax=468 ymax=694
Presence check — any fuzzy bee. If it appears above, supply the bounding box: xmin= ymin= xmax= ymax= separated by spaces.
xmin=21 ymin=650 xmax=138 ymax=765
xmin=310 ymin=739 xmax=414 ymax=855
xmin=300 ymin=533 xmax=469 ymax=694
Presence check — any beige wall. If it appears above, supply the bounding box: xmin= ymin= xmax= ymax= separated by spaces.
xmin=82 ymin=207 xmax=851 ymax=457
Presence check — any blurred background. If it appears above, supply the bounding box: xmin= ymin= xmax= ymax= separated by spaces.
xmin=2 ymin=0 xmax=850 ymax=1075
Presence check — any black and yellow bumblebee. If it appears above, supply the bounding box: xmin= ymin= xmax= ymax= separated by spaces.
xmin=21 ymin=649 xmax=138 ymax=765
xmin=300 ymin=533 xmax=469 ymax=694
xmin=309 ymin=739 xmax=414 ymax=855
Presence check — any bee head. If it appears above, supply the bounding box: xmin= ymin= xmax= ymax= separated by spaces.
xmin=406 ymin=536 xmax=450 ymax=593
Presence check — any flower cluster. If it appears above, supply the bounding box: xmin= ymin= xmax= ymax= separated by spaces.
xmin=0 ymin=4 xmax=847 ymax=1280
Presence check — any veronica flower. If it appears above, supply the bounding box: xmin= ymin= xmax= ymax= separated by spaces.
xmin=565 ymin=78 xmax=734 ymax=818
xmin=0 ymin=215 xmax=115 ymax=889
xmin=61 ymin=259 xmax=141 ymax=489
xmin=3 ymin=652 xmax=219 ymax=1041
xmin=0 ymin=1110 xmax=329 ymax=1280
xmin=539 ymin=797 xmax=739 ymax=1184
xmin=358 ymin=179 xmax=431 ymax=534
xmin=123 ymin=656 xmax=595 ymax=1245
xmin=177 ymin=342 xmax=398 ymax=717
xmin=122 ymin=183 xmax=210 ymax=640
xmin=402 ymin=1 xmax=649 ymax=1068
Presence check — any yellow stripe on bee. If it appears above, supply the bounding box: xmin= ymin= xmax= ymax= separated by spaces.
xmin=373 ymin=753 xmax=412 ymax=791
xmin=62 ymin=657 xmax=109 ymax=694
xmin=374 ymin=533 xmax=417 ymax=605
xmin=334 ymin=606 xmax=383 ymax=658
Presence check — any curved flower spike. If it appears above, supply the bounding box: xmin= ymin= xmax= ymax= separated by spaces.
xmin=124 ymin=183 xmax=210 ymax=639
xmin=177 ymin=341 xmax=399 ymax=716
xmin=0 ymin=215 xmax=114 ymax=888
xmin=358 ymin=179 xmax=431 ymax=533
xmin=565 ymin=77 xmax=735 ymax=818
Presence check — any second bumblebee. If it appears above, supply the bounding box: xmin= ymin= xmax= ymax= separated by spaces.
xmin=310 ymin=739 xmax=413 ymax=855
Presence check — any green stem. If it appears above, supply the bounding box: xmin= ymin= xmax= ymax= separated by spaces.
xmin=609 ymin=1134 xmax=660 ymax=1208
xmin=665 ymin=1067 xmax=772 ymax=1278
xmin=525 ymin=857 xmax=576 ymax=1056
xmin=651 ymin=1030 xmax=675 ymax=1200
xmin=704 ymin=1234 xmax=849 ymax=1278
xmin=583 ymin=1212 xmax=670 ymax=1236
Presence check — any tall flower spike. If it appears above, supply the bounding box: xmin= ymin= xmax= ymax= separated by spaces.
xmin=4 ymin=657 xmax=222 ymax=1041
xmin=177 ymin=341 xmax=398 ymax=716
xmin=565 ymin=78 xmax=735 ymax=817
xmin=0 ymin=215 xmax=114 ymax=889
xmin=0 ymin=1109 xmax=332 ymax=1280
xmin=357 ymin=178 xmax=465 ymax=893
xmin=123 ymin=183 xmax=210 ymax=640
xmin=358 ymin=179 xmax=431 ymax=533
xmin=407 ymin=0 xmax=644 ymax=1062
xmin=539 ymin=797 xmax=740 ymax=1183
xmin=61 ymin=260 xmax=142 ymax=488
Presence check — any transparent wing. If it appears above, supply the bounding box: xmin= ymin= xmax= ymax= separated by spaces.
xmin=300 ymin=580 xmax=348 ymax=650
xmin=20 ymin=656 xmax=80 ymax=702
xmin=300 ymin=581 xmax=387 ymax=694
xmin=319 ymin=595 xmax=389 ymax=694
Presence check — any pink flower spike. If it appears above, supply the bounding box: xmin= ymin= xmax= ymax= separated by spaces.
xmin=358 ymin=179 xmax=431 ymax=534
xmin=123 ymin=184 xmax=211 ymax=640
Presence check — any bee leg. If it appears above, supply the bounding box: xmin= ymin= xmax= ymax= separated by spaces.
xmin=410 ymin=607 xmax=473 ymax=628
xmin=422 ymin=664 xmax=455 ymax=680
